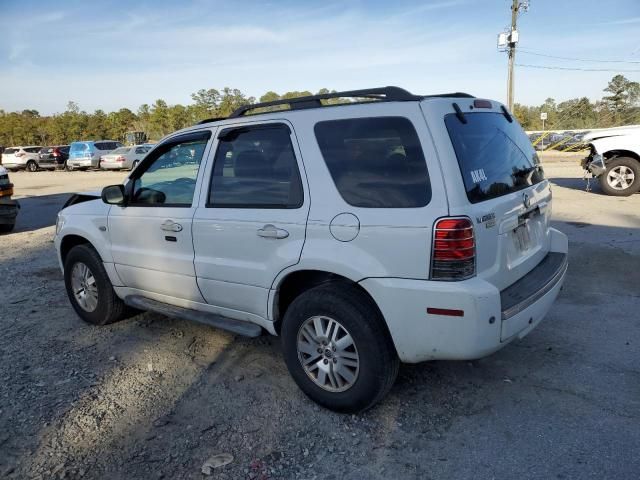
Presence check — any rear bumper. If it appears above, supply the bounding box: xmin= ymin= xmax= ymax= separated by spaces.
xmin=100 ymin=162 xmax=125 ymax=170
xmin=361 ymin=228 xmax=568 ymax=363
xmin=2 ymin=162 xmax=24 ymax=170
xmin=68 ymin=158 xmax=98 ymax=168
xmin=0 ymin=198 xmax=19 ymax=224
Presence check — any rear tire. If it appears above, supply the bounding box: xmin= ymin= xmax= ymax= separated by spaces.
xmin=26 ymin=160 xmax=38 ymax=172
xmin=64 ymin=244 xmax=129 ymax=325
xmin=281 ymin=283 xmax=399 ymax=413
xmin=599 ymin=157 xmax=640 ymax=196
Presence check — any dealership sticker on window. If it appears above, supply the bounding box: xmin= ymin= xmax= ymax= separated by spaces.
xmin=470 ymin=169 xmax=488 ymax=183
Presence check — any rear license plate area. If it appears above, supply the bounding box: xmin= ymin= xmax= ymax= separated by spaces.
xmin=514 ymin=223 xmax=531 ymax=251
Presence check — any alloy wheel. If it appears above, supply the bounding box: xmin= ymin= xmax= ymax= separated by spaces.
xmin=296 ymin=315 xmax=360 ymax=392
xmin=607 ymin=165 xmax=635 ymax=190
xmin=70 ymin=262 xmax=99 ymax=312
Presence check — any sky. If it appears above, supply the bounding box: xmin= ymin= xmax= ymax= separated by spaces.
xmin=1 ymin=0 xmax=639 ymax=114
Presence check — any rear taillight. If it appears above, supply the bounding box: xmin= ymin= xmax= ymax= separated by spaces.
xmin=116 ymin=156 xmax=125 ymax=162
xmin=52 ymin=148 xmax=60 ymax=157
xmin=431 ymin=217 xmax=476 ymax=281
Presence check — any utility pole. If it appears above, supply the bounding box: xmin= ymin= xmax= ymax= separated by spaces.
xmin=507 ymin=0 xmax=518 ymax=111
xmin=498 ymin=1 xmax=528 ymax=111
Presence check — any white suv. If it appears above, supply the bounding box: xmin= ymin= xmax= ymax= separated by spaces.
xmin=2 ymin=146 xmax=43 ymax=171
xmin=54 ymin=87 xmax=568 ymax=412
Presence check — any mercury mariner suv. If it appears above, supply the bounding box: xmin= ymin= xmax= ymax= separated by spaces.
xmin=54 ymin=87 xmax=568 ymax=412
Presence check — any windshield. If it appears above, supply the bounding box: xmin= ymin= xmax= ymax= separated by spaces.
xmin=445 ymin=112 xmax=544 ymax=204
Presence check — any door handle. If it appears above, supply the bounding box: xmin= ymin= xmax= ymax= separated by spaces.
xmin=161 ymin=220 xmax=183 ymax=232
xmin=257 ymin=224 xmax=289 ymax=239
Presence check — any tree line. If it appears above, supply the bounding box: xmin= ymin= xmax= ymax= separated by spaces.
xmin=0 ymin=76 xmax=638 ymax=147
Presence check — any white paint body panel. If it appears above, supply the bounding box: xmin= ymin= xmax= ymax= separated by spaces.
xmin=192 ymin=119 xmax=310 ymax=318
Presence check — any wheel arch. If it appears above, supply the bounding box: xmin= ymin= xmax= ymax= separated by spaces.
xmin=60 ymin=234 xmax=94 ymax=265
xmin=603 ymin=150 xmax=640 ymax=163
xmin=272 ymin=269 xmax=393 ymax=344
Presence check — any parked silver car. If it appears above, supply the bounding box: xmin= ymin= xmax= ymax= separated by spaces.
xmin=100 ymin=144 xmax=153 ymax=170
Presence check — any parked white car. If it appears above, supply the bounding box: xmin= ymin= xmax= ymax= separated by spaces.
xmin=2 ymin=146 xmax=44 ymax=171
xmin=582 ymin=125 xmax=640 ymax=196
xmin=100 ymin=144 xmax=153 ymax=171
xmin=54 ymin=87 xmax=568 ymax=412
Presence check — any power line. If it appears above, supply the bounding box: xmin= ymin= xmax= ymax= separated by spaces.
xmin=516 ymin=63 xmax=640 ymax=73
xmin=519 ymin=49 xmax=640 ymax=64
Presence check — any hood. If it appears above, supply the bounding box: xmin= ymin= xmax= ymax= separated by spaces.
xmin=583 ymin=125 xmax=640 ymax=142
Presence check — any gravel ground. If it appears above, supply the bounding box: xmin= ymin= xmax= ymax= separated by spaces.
xmin=1 ymin=159 xmax=639 ymax=479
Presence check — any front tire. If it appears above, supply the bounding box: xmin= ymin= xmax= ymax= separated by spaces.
xmin=281 ymin=283 xmax=399 ymax=413
xmin=64 ymin=244 xmax=128 ymax=325
xmin=599 ymin=157 xmax=640 ymax=196
xmin=26 ymin=160 xmax=38 ymax=172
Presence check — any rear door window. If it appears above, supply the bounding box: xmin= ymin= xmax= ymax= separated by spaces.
xmin=4 ymin=148 xmax=18 ymax=154
xmin=445 ymin=112 xmax=544 ymax=204
xmin=208 ymin=124 xmax=303 ymax=208
xmin=314 ymin=117 xmax=431 ymax=208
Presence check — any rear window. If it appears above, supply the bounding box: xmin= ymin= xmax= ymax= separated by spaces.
xmin=25 ymin=147 xmax=42 ymax=153
xmin=314 ymin=117 xmax=431 ymax=208
xmin=444 ymin=112 xmax=544 ymax=204
xmin=112 ymin=147 xmax=131 ymax=154
xmin=4 ymin=148 xmax=18 ymax=154
xmin=70 ymin=143 xmax=90 ymax=152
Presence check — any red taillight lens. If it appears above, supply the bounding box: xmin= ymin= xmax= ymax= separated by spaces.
xmin=431 ymin=217 xmax=476 ymax=280
xmin=52 ymin=148 xmax=60 ymax=157
xmin=116 ymin=156 xmax=125 ymax=162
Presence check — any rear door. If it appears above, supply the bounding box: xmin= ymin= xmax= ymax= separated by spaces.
xmin=192 ymin=121 xmax=309 ymax=319
xmin=424 ymin=100 xmax=551 ymax=290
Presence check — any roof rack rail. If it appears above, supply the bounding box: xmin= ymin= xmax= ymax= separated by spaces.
xmin=193 ymin=88 xmax=476 ymax=124
xmin=228 ymin=86 xmax=424 ymax=118
xmin=196 ymin=116 xmax=227 ymax=125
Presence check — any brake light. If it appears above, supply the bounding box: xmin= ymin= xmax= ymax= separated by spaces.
xmin=431 ymin=217 xmax=476 ymax=280
xmin=116 ymin=156 xmax=125 ymax=162
xmin=52 ymin=148 xmax=60 ymax=157
xmin=473 ymin=99 xmax=492 ymax=109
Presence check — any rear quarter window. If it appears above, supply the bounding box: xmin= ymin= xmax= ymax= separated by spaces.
xmin=444 ymin=112 xmax=544 ymax=204
xmin=314 ymin=117 xmax=431 ymax=208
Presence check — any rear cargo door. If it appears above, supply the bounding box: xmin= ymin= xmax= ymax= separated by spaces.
xmin=426 ymin=101 xmax=552 ymax=291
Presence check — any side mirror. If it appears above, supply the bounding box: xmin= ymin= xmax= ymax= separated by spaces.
xmin=101 ymin=184 xmax=126 ymax=206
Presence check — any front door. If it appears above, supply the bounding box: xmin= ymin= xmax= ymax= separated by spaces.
xmin=192 ymin=121 xmax=310 ymax=319
xmin=109 ymin=130 xmax=213 ymax=302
